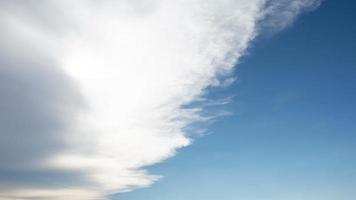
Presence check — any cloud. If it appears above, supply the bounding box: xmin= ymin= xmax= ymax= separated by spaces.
xmin=0 ymin=0 xmax=320 ymax=199
xmin=258 ymin=0 xmax=321 ymax=33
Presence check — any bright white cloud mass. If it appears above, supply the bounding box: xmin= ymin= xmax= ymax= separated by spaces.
xmin=0 ymin=0 xmax=319 ymax=199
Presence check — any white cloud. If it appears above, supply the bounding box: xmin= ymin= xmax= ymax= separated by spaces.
xmin=0 ymin=0 xmax=319 ymax=199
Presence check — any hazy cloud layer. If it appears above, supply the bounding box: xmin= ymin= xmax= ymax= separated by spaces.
xmin=0 ymin=0 xmax=319 ymax=199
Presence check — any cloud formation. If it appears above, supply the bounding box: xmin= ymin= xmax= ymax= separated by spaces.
xmin=0 ymin=0 xmax=319 ymax=199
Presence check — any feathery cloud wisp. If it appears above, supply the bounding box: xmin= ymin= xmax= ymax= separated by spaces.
xmin=0 ymin=0 xmax=319 ymax=199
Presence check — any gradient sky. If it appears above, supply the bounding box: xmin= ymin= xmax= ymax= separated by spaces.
xmin=113 ymin=1 xmax=356 ymax=199
xmin=1 ymin=0 xmax=355 ymax=199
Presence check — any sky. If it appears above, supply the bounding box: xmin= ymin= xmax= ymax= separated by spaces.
xmin=0 ymin=0 xmax=355 ymax=200
xmin=114 ymin=1 xmax=356 ymax=200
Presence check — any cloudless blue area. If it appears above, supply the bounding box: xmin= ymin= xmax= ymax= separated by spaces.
xmin=112 ymin=1 xmax=356 ymax=199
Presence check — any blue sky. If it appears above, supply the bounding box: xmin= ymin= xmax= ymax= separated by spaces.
xmin=113 ymin=1 xmax=356 ymax=199
xmin=1 ymin=1 xmax=355 ymax=199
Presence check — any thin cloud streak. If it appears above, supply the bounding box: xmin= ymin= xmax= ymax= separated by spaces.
xmin=0 ymin=0 xmax=319 ymax=199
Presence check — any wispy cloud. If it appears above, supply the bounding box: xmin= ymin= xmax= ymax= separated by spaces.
xmin=0 ymin=0 xmax=319 ymax=199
